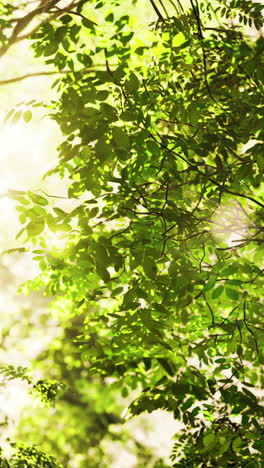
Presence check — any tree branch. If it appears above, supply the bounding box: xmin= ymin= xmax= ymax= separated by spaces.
xmin=0 ymin=0 xmax=78 ymax=59
xmin=0 ymin=70 xmax=73 ymax=85
xmin=0 ymin=65 xmax=106 ymax=86
xmin=149 ymin=0 xmax=164 ymax=20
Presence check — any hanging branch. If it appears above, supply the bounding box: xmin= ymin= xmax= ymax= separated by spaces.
xmin=0 ymin=64 xmax=107 ymax=86
xmin=243 ymin=297 xmax=260 ymax=357
xmin=0 ymin=0 xmax=78 ymax=58
xmin=158 ymin=0 xmax=169 ymax=18
xmin=149 ymin=0 xmax=164 ymax=21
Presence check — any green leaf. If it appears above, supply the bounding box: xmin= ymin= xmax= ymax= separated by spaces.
xmin=1 ymin=247 xmax=28 ymax=255
xmin=12 ymin=110 xmax=22 ymax=123
xmin=142 ymin=257 xmax=157 ymax=279
xmin=95 ymin=244 xmax=109 ymax=265
xmin=5 ymin=108 xmax=15 ymax=122
xmin=212 ymin=285 xmax=224 ymax=299
xmin=82 ymin=18 xmax=95 ymax=29
xmin=96 ymin=90 xmax=109 ymax=101
xmin=23 ymin=110 xmax=32 ymax=123
xmin=120 ymin=31 xmax=133 ymax=45
xmin=60 ymin=14 xmax=72 ymax=24
xmin=95 ymin=139 xmax=113 ymax=162
xmin=203 ymin=432 xmax=216 ymax=449
xmin=105 ymin=13 xmax=114 ymax=22
xmin=221 ymin=264 xmax=238 ymax=276
xmin=96 ymin=263 xmax=110 ymax=282
xmin=120 ymin=110 xmax=136 ymax=121
xmin=172 ymin=32 xmax=186 ymax=47
xmin=27 ymin=220 xmax=45 ymax=237
xmin=28 ymin=192 xmax=49 ymax=206
xmin=171 ymin=383 xmax=189 ymax=397
xmin=112 ymin=127 xmax=129 ymax=148
xmin=232 ymin=436 xmax=242 ymax=451
xmin=8 ymin=189 xmax=26 ymax=200
xmin=227 ymin=334 xmax=237 ymax=354
xmin=204 ymin=277 xmax=216 ymax=292
xmin=56 ymin=223 xmax=72 ymax=232
xmin=124 ymin=73 xmax=140 ymax=93
xmin=157 ymin=358 xmax=174 ymax=376
xmin=226 ymin=288 xmax=239 ymax=301
xmin=218 ymin=439 xmax=231 ymax=455
xmin=146 ymin=140 xmax=160 ymax=157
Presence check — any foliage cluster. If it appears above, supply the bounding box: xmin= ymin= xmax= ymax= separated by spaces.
xmin=0 ymin=0 xmax=263 ymax=466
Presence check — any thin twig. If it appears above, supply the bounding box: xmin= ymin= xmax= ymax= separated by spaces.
xmin=243 ymin=297 xmax=260 ymax=356
xmin=0 ymin=65 xmax=106 ymax=85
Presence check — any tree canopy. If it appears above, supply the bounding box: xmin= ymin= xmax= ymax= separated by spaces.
xmin=0 ymin=0 xmax=264 ymax=466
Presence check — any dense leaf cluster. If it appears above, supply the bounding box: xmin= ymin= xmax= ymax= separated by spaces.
xmin=1 ymin=0 xmax=263 ymax=466
xmin=0 ymin=445 xmax=62 ymax=468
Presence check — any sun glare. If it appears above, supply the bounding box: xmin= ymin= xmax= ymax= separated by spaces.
xmin=211 ymin=200 xmax=251 ymax=247
xmin=0 ymin=120 xmax=58 ymax=192
xmin=0 ymin=112 xmax=64 ymax=426
xmin=0 ymin=117 xmax=64 ymax=249
xmin=45 ymin=231 xmax=70 ymax=252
